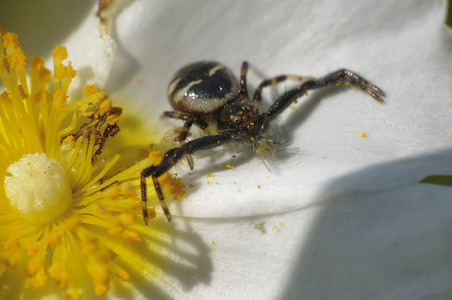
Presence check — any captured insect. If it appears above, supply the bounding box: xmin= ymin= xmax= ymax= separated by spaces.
xmin=140 ymin=61 xmax=385 ymax=223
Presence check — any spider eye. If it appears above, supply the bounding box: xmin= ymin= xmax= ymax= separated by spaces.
xmin=231 ymin=116 xmax=241 ymax=124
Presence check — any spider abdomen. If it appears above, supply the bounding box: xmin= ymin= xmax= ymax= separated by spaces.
xmin=167 ymin=61 xmax=239 ymax=115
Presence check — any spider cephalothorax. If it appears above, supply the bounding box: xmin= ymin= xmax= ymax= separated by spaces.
xmin=140 ymin=61 xmax=385 ymax=223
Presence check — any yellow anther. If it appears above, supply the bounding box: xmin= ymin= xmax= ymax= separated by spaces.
xmin=46 ymin=231 xmax=63 ymax=245
xmin=29 ymin=56 xmax=52 ymax=83
xmin=100 ymin=98 xmax=112 ymax=111
xmin=3 ymin=32 xmax=20 ymax=49
xmin=52 ymin=45 xmax=68 ymax=62
xmin=109 ymin=224 xmax=125 ymax=235
xmin=106 ymin=113 xmax=120 ymax=126
xmin=11 ymin=49 xmax=26 ymax=68
xmin=66 ymin=214 xmax=81 ymax=231
xmin=25 ymin=241 xmax=40 ymax=255
xmin=114 ymin=265 xmax=130 ymax=281
xmin=119 ymin=212 xmax=135 ymax=226
xmin=25 ymin=257 xmax=44 ymax=276
xmin=88 ymin=262 xmax=110 ymax=295
xmin=51 ymin=267 xmax=69 ymax=289
xmin=3 ymin=238 xmax=20 ymax=250
xmin=82 ymin=240 xmax=98 ymax=255
xmin=53 ymin=89 xmax=68 ymax=108
xmin=31 ymin=269 xmax=48 ymax=288
xmin=83 ymin=84 xmax=100 ymax=96
xmin=124 ymin=230 xmax=141 ymax=244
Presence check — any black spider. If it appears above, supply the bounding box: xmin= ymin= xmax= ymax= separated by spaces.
xmin=140 ymin=61 xmax=384 ymax=223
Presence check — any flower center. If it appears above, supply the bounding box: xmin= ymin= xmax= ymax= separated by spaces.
xmin=4 ymin=153 xmax=72 ymax=224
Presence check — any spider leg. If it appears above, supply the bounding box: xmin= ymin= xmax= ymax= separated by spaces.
xmin=253 ymin=74 xmax=315 ymax=105
xmin=163 ymin=111 xmax=209 ymax=169
xmin=163 ymin=111 xmax=209 ymax=139
xmin=141 ymin=134 xmax=233 ymax=223
xmin=238 ymin=61 xmax=250 ymax=101
xmin=264 ymin=69 xmax=385 ymax=120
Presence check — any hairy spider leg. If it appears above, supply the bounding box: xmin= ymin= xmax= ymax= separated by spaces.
xmin=141 ymin=134 xmax=232 ymax=223
xmin=253 ymin=74 xmax=316 ymax=106
xmin=263 ymin=69 xmax=385 ymax=120
xmin=163 ymin=111 xmax=209 ymax=169
xmin=238 ymin=61 xmax=249 ymax=101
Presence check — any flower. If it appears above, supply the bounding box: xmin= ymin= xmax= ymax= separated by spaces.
xmin=3 ymin=0 xmax=452 ymax=299
xmin=0 ymin=27 xmax=184 ymax=299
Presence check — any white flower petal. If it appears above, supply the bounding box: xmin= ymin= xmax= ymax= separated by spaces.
xmin=103 ymin=0 xmax=452 ymax=298
xmin=107 ymin=0 xmax=452 ymax=215
xmin=62 ymin=17 xmax=117 ymax=98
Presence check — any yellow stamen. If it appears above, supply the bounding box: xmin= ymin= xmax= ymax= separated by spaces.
xmin=0 ymin=26 xmax=185 ymax=298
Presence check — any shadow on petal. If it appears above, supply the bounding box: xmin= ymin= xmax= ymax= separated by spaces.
xmin=0 ymin=0 xmax=95 ymax=57
xmin=110 ymin=217 xmax=212 ymax=299
xmin=283 ymin=149 xmax=452 ymax=299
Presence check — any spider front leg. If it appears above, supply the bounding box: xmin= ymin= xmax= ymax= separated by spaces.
xmin=141 ymin=167 xmax=171 ymax=224
xmin=332 ymin=69 xmax=385 ymax=103
xmin=264 ymin=69 xmax=385 ymax=120
xmin=141 ymin=134 xmax=233 ymax=223
xmin=253 ymin=74 xmax=315 ymax=105
xmin=163 ymin=111 xmax=209 ymax=169
xmin=141 ymin=147 xmax=182 ymax=223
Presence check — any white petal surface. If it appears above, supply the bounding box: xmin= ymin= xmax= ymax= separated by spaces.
xmin=106 ymin=0 xmax=452 ymax=215
xmin=102 ymin=0 xmax=452 ymax=299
